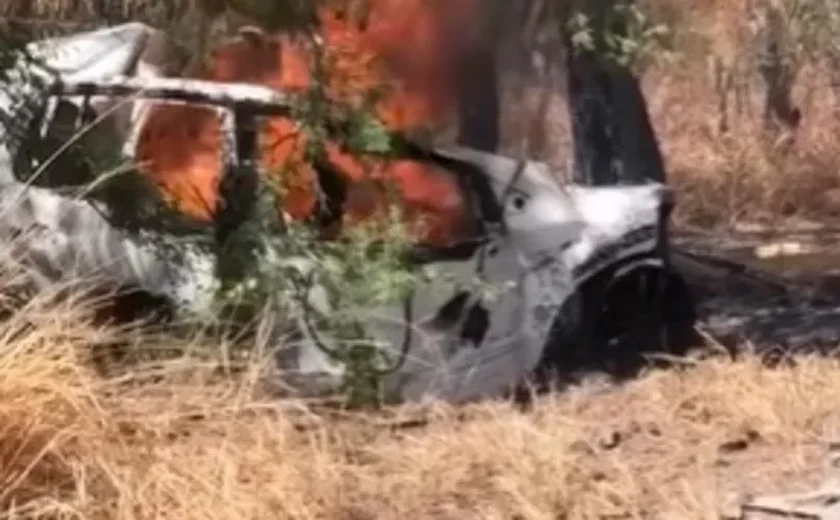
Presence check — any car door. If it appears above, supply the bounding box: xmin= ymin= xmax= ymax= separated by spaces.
xmin=290 ymin=145 xmax=590 ymax=403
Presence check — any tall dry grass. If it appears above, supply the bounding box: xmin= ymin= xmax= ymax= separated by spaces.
xmin=645 ymin=60 xmax=840 ymax=228
xmin=1 ymin=281 xmax=840 ymax=519
xmin=635 ymin=0 xmax=840 ymax=226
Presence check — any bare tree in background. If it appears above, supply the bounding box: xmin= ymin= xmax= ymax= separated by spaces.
xmin=756 ymin=3 xmax=802 ymax=142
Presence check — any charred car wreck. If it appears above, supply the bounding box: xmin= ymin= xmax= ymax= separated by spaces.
xmin=0 ymin=23 xmax=697 ymax=403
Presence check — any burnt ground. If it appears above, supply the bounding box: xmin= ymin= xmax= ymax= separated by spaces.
xmin=673 ymin=227 xmax=840 ymax=356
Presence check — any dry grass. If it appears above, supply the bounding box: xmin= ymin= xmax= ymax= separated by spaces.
xmin=634 ymin=0 xmax=840 ymax=226
xmin=644 ymin=60 xmax=840 ymax=228
xmin=1 ymin=288 xmax=839 ymax=519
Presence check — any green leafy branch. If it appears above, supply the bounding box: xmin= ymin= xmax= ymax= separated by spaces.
xmin=566 ymin=2 xmax=672 ymax=71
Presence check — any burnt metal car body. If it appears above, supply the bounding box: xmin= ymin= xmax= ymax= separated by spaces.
xmin=0 ymin=23 xmax=696 ymax=403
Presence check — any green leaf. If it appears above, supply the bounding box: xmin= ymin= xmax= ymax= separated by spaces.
xmin=347 ymin=112 xmax=392 ymax=154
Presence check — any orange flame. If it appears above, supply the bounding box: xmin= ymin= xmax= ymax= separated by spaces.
xmin=134 ymin=0 xmax=480 ymax=245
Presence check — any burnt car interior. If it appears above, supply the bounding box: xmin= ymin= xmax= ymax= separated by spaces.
xmin=22 ymin=94 xmax=510 ymax=266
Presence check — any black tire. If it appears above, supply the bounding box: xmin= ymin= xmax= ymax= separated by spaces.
xmin=532 ymin=262 xmax=699 ymax=390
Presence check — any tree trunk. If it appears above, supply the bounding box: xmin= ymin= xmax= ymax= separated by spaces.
xmin=759 ymin=6 xmax=801 ymax=138
xmin=562 ymin=0 xmax=667 ymax=186
xmin=455 ymin=44 xmax=500 ymax=152
xmin=455 ymin=2 xmax=501 ymax=152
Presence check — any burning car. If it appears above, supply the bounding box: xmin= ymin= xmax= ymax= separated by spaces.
xmin=0 ymin=23 xmax=696 ymax=403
